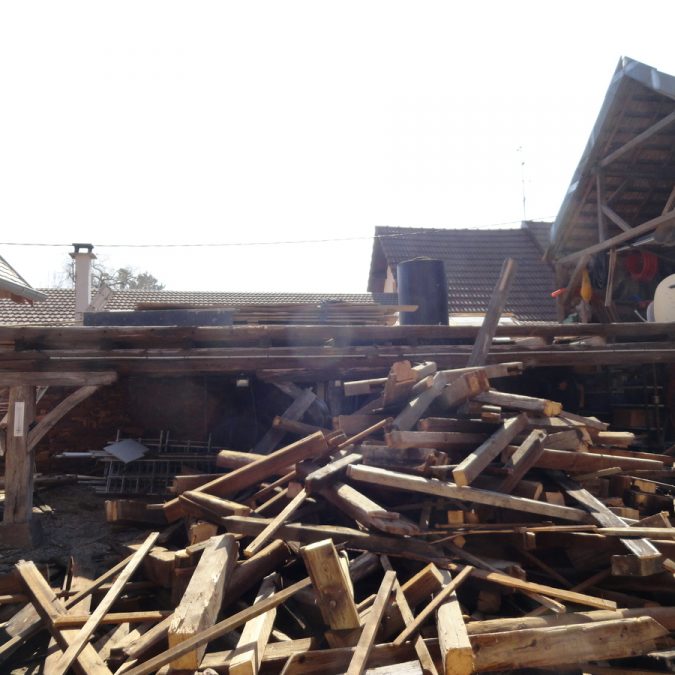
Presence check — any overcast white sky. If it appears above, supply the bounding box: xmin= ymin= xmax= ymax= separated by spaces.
xmin=2 ymin=1 xmax=675 ymax=293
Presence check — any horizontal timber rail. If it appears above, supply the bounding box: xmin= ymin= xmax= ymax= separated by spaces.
xmin=1 ymin=322 xmax=675 ymax=350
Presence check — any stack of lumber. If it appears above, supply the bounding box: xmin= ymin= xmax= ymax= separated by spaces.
xmin=134 ymin=301 xmax=415 ymax=326
xmin=6 ymin=360 xmax=675 ymax=673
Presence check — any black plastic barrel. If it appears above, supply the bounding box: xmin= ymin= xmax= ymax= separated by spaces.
xmin=397 ymin=257 xmax=448 ymax=325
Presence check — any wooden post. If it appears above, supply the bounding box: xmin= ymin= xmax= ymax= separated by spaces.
xmin=435 ymin=569 xmax=474 ymax=675
xmin=3 ymin=385 xmax=36 ymax=525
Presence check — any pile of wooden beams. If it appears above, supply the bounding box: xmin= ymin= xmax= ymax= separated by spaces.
xmin=5 ymin=359 xmax=675 ymax=673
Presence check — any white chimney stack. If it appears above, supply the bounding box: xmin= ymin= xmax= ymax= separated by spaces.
xmin=70 ymin=243 xmax=96 ymax=317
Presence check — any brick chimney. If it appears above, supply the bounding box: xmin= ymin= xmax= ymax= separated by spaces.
xmin=70 ymin=243 xmax=96 ymax=317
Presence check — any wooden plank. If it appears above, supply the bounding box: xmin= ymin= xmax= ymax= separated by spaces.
xmin=467 ymin=257 xmax=517 ymax=366
xmin=475 ymin=389 xmax=562 ymax=416
xmin=557 ymin=209 xmax=675 ymax=265
xmin=122 ymin=576 xmax=313 ymax=675
xmin=471 ymin=617 xmax=668 ymax=671
xmin=178 ymin=491 xmax=251 ymax=521
xmin=554 ymin=472 xmax=666 ymax=576
xmin=28 ymin=385 xmax=101 ymax=451
xmin=3 ymin=385 xmax=35 ymax=524
xmin=50 ymin=531 xmax=160 ymax=675
xmin=168 ymin=533 xmax=238 ymax=669
xmin=243 ymin=488 xmax=307 ymax=558
xmin=300 ymin=539 xmax=360 ymax=630
xmin=163 ymin=431 xmax=329 ymax=521
xmin=317 ymin=482 xmax=421 ymax=536
xmin=435 ymin=569 xmax=474 ymax=675
xmin=254 ymin=387 xmax=316 ymax=454
xmin=229 ymin=575 xmax=278 ymax=675
xmin=501 ymin=445 xmax=664 ymax=472
xmin=345 ymin=569 xmax=397 ymax=675
xmin=337 ymin=417 xmax=392 ymax=449
xmin=600 ymin=110 xmax=675 ymax=168
xmin=381 ymin=556 xmax=439 ymax=675
xmin=393 ymin=565 xmax=473 ymax=646
xmin=452 ymin=413 xmax=528 ymax=486
xmin=15 ymin=561 xmax=112 ymax=675
xmin=0 ymin=371 xmax=117 ymax=387
xmin=52 ymin=611 xmax=170 ymax=628
xmin=497 ymin=429 xmax=546 ymax=494
xmin=305 ymin=453 xmax=363 ymax=494
xmin=393 ymin=370 xmax=489 ymax=432
xmin=385 ymin=430 xmax=490 ymax=450
xmin=0 ymin=554 xmax=135 ymax=665
xmin=347 ymin=465 xmax=589 ymax=522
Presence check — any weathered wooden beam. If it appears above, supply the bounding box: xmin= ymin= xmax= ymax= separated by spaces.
xmin=347 ymin=465 xmax=589 ymax=522
xmin=0 ymin=371 xmax=117 ymax=387
xmin=599 ymin=110 xmax=675 ymax=169
xmin=229 ymin=575 xmax=278 ymax=675
xmin=553 ymin=473 xmax=667 ymax=576
xmin=3 ymin=385 xmax=36 ymax=525
xmin=254 ymin=387 xmax=316 ymax=454
xmin=475 ymin=390 xmax=562 ymax=416
xmin=346 ymin=570 xmax=397 ymax=675
xmin=122 ymin=576 xmax=313 ymax=675
xmin=435 ymin=568 xmax=474 ymax=675
xmin=452 ymin=414 xmax=528 ymax=486
xmin=243 ymin=489 xmax=307 ymax=558
xmin=300 ymin=539 xmax=360 ymax=630
xmin=28 ymin=385 xmax=102 ymax=451
xmin=471 ymin=617 xmax=668 ymax=671
xmin=163 ymin=431 xmax=329 ymax=521
xmin=393 ymin=565 xmax=473 ymax=646
xmin=497 ymin=429 xmax=546 ymax=494
xmin=467 ymin=257 xmax=517 ymax=367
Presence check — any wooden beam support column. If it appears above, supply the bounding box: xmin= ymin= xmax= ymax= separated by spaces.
xmin=3 ymin=385 xmax=36 ymax=525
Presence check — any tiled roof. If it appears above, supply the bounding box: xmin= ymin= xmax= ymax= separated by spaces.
xmin=0 ymin=289 xmax=398 ymax=326
xmin=368 ymin=226 xmax=558 ymax=322
xmin=0 ymin=254 xmax=46 ymax=303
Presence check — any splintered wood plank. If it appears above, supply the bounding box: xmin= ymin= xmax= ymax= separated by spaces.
xmin=168 ymin=533 xmax=238 ymax=670
xmin=393 ymin=565 xmax=473 ymax=646
xmin=243 ymin=489 xmax=307 ymax=557
xmin=471 ymin=617 xmax=668 ymax=671
xmin=435 ymin=569 xmax=474 ymax=675
xmin=15 ymin=561 xmax=111 ymax=675
xmin=346 ymin=569 xmax=397 ymax=675
xmin=347 ymin=465 xmax=589 ymax=522
xmin=229 ymin=575 xmax=278 ymax=675
xmin=50 ymin=531 xmax=160 ymax=675
xmin=475 ymin=390 xmax=562 ymax=416
xmin=467 ymin=257 xmax=517 ymax=367
xmin=163 ymin=431 xmax=329 ymax=521
xmin=553 ymin=472 xmax=667 ymax=576
xmin=452 ymin=413 xmax=528 ymax=486
xmin=300 ymin=539 xmax=361 ymax=630
xmin=497 ymin=429 xmax=546 ymax=494
xmin=121 ymin=576 xmax=313 ymax=675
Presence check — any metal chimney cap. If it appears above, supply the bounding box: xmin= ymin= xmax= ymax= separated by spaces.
xmin=71 ymin=243 xmax=95 ymax=253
